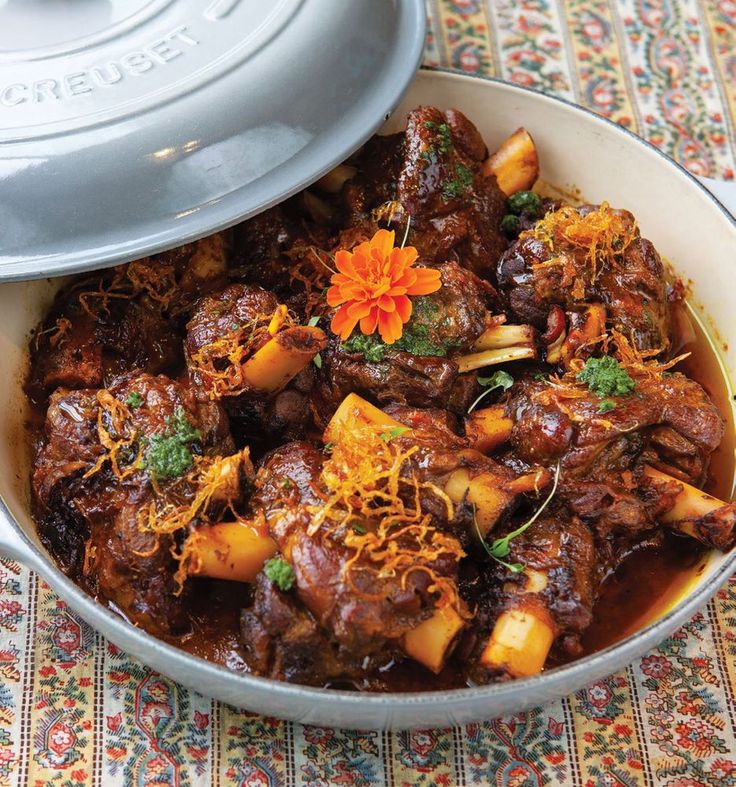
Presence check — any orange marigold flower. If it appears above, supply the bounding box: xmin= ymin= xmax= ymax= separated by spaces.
xmin=326 ymin=228 xmax=441 ymax=344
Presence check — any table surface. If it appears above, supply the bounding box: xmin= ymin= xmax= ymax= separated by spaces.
xmin=3 ymin=1 xmax=736 ymax=785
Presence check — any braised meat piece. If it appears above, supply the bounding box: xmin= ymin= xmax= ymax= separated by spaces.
xmin=240 ymin=573 xmax=351 ymax=684
xmin=186 ymin=283 xmax=280 ymax=372
xmin=30 ymin=299 xmax=180 ymax=395
xmin=502 ymin=364 xmax=726 ymax=562
xmin=32 ymin=372 xmax=233 ymax=636
xmin=508 ymin=372 xmax=723 ymax=483
xmin=345 ymin=107 xmax=508 ymax=279
xmin=185 ymin=283 xmax=326 ymax=448
xmin=246 ymin=442 xmax=454 ymax=670
xmin=466 ymin=512 xmax=598 ymax=674
xmin=314 ymin=261 xmax=494 ymax=418
xmin=27 ymin=235 xmax=231 ymax=395
xmin=497 ymin=204 xmax=670 ymax=354
xmin=95 ymin=300 xmax=181 ymax=381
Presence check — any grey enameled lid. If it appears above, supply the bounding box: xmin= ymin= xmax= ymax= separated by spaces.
xmin=0 ymin=0 xmax=426 ymax=280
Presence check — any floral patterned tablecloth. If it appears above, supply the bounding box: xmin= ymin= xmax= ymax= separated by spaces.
xmin=2 ymin=2 xmax=736 ymax=785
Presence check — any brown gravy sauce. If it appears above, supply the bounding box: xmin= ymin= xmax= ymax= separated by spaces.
xmin=171 ymin=300 xmax=735 ymax=689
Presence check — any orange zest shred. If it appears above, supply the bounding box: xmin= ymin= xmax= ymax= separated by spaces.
xmin=326 ymin=228 xmax=442 ymax=344
xmin=125 ymin=258 xmax=178 ymax=310
xmin=285 ymin=243 xmax=336 ymax=318
xmin=137 ymin=449 xmax=251 ymax=536
xmin=133 ymin=448 xmax=253 ymax=594
xmin=76 ymin=275 xmax=133 ymax=319
xmin=34 ymin=317 xmax=73 ymax=350
xmin=528 ymin=203 xmax=638 ymax=299
xmin=75 ymin=257 xmax=179 ymax=318
xmin=188 ymin=306 xmax=297 ymax=400
xmin=305 ymin=424 xmax=466 ymax=612
xmin=83 ymin=390 xmax=142 ymax=480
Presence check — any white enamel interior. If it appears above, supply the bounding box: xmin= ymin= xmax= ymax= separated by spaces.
xmin=0 ymin=70 xmax=734 ymax=730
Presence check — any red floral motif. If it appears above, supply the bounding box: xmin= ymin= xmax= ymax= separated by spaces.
xmin=303 ymin=726 xmax=334 ymax=746
xmin=675 ymin=719 xmax=720 ymax=757
xmin=586 ymin=681 xmax=613 ymax=707
xmin=640 ymin=654 xmax=672 ymax=678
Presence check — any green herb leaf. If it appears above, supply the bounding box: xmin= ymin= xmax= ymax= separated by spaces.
xmin=424 ymin=120 xmax=453 ymax=154
xmin=313 ymin=353 xmax=323 ymax=369
xmin=500 ymin=214 xmax=521 ymax=238
xmin=598 ymin=399 xmax=616 ymax=413
xmin=282 ymin=478 xmax=291 ymax=489
xmin=342 ymin=333 xmax=388 ymax=363
xmin=468 ymin=370 xmax=514 ymax=413
xmin=351 ymin=522 xmax=367 ymax=534
xmin=307 ymin=315 xmax=321 ymax=327
xmin=576 ymin=356 xmax=636 ymax=398
xmin=142 ymin=407 xmax=201 ymax=481
xmin=125 ymin=391 xmax=143 ymax=408
xmin=264 ymin=557 xmax=296 ymax=592
xmin=380 ymin=426 xmax=410 ymax=443
xmin=507 ymin=190 xmax=542 ymax=217
xmin=342 ymin=301 xmax=450 ymax=361
xmin=441 ymin=164 xmax=474 ymax=201
xmin=323 ymin=442 xmax=334 ymax=453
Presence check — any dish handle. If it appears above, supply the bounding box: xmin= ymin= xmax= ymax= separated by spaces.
xmin=699 ymin=176 xmax=736 ymax=218
xmin=0 ymin=506 xmax=36 ymax=565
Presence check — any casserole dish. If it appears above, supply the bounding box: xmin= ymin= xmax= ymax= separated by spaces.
xmin=2 ymin=70 xmax=736 ymax=730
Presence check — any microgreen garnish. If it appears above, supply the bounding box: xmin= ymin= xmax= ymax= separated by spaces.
xmin=598 ymin=399 xmax=616 ymax=414
xmin=507 ymin=190 xmax=542 ymax=217
xmin=500 ymin=214 xmax=521 ymax=238
xmin=468 ymin=370 xmax=514 ymax=413
xmin=474 ymin=463 xmax=561 ymax=574
xmin=577 ymin=356 xmax=636 ymax=398
xmin=264 ymin=558 xmax=296 ymax=592
xmin=125 ymin=391 xmax=143 ymax=408
xmin=379 ymin=426 xmax=410 ymax=443
xmin=142 ymin=408 xmax=201 ymax=481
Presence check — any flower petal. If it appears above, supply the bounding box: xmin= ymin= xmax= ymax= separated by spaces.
xmin=394 ymin=295 xmax=412 ymax=323
xmin=370 ymin=229 xmax=396 ymax=262
xmin=392 ymin=245 xmax=418 ymax=269
xmin=377 ymin=294 xmax=396 ymax=312
xmin=378 ymin=309 xmax=404 ymax=344
xmin=326 ymin=284 xmax=348 ymax=307
xmin=334 ymin=250 xmax=359 ymax=279
xmin=360 ymin=307 xmax=379 ymax=335
xmin=347 ymin=300 xmax=373 ymax=319
xmin=330 ymin=304 xmax=359 ymax=340
xmin=407 ymin=267 xmax=442 ymax=295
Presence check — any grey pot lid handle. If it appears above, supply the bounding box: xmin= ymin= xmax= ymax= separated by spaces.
xmin=698 ymin=176 xmax=736 ymax=218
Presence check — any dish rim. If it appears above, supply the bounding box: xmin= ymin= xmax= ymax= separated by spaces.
xmin=3 ymin=68 xmax=736 ymax=709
